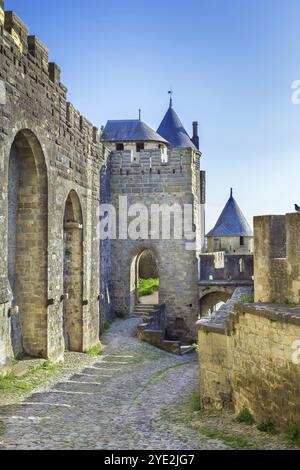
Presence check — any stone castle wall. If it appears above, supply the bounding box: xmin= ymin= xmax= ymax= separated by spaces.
xmin=198 ymin=211 xmax=300 ymax=429
xmin=0 ymin=2 xmax=107 ymax=371
xmin=254 ymin=213 xmax=300 ymax=304
xmin=198 ymin=300 xmax=300 ymax=428
xmin=107 ymin=148 xmax=204 ymax=340
xmin=199 ymin=253 xmax=253 ymax=282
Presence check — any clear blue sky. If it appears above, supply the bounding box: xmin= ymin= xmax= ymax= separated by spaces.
xmin=5 ymin=0 xmax=300 ymax=231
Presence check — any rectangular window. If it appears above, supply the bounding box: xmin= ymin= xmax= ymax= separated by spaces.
xmin=136 ymin=143 xmax=144 ymax=152
xmin=240 ymin=236 xmax=245 ymax=246
xmin=116 ymin=143 xmax=124 ymax=151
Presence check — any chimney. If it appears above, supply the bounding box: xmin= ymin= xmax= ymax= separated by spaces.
xmin=192 ymin=121 xmax=199 ymax=150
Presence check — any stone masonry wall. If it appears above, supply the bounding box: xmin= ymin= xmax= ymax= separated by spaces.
xmin=198 ymin=299 xmax=300 ymax=429
xmin=200 ymin=253 xmax=253 ymax=282
xmin=0 ymin=3 xmax=106 ymax=371
xmin=108 ymin=148 xmax=203 ymax=341
xmin=254 ymin=213 xmax=300 ymax=304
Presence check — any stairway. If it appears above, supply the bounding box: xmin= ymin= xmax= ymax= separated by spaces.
xmin=132 ymin=304 xmax=160 ymax=321
xmin=134 ymin=303 xmax=197 ymax=356
xmin=134 ymin=304 xmax=179 ymax=355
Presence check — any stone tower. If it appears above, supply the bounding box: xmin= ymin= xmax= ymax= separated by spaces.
xmin=206 ymin=189 xmax=253 ymax=254
xmin=100 ymin=99 xmax=206 ymax=340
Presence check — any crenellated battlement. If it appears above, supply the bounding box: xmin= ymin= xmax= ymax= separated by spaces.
xmin=0 ymin=3 xmax=102 ymax=158
xmin=109 ymin=148 xmax=198 ymax=174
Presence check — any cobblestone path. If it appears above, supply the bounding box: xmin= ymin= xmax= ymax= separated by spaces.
xmin=0 ymin=318 xmax=228 ymax=450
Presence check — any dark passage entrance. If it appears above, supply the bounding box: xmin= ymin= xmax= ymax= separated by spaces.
xmin=63 ymin=191 xmax=84 ymax=351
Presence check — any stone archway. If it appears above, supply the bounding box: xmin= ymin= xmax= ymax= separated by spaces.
xmin=7 ymin=129 xmax=48 ymax=357
xmin=130 ymin=247 xmax=160 ymax=311
xmin=199 ymin=291 xmax=231 ymax=317
xmin=63 ymin=190 xmax=84 ymax=351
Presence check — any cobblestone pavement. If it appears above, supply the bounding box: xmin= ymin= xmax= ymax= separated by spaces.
xmin=0 ymin=318 xmax=229 ymax=450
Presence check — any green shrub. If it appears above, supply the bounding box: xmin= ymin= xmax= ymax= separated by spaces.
xmin=84 ymin=343 xmax=102 ymax=357
xmin=138 ymin=278 xmax=159 ymax=297
xmin=236 ymin=408 xmax=255 ymax=425
xmin=240 ymin=293 xmax=254 ymax=304
xmin=257 ymin=417 xmax=276 ymax=434
xmin=286 ymin=423 xmax=300 ymax=446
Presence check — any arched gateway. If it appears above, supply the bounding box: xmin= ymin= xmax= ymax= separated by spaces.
xmin=7 ymin=130 xmax=48 ymax=357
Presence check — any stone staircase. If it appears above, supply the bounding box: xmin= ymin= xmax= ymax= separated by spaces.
xmin=132 ymin=304 xmax=159 ymax=321
xmin=135 ymin=304 xmax=196 ymax=356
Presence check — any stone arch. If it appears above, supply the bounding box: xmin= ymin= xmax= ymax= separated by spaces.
xmin=199 ymin=291 xmax=231 ymax=317
xmin=138 ymin=249 xmax=158 ymax=279
xmin=7 ymin=129 xmax=48 ymax=357
xmin=63 ymin=190 xmax=84 ymax=351
xmin=129 ymin=245 xmax=160 ymax=311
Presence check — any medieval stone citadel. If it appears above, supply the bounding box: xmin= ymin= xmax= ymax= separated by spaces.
xmin=0 ymin=1 xmax=300 ymax=432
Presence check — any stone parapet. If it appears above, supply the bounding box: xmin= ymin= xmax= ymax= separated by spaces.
xmin=198 ymin=297 xmax=300 ymax=428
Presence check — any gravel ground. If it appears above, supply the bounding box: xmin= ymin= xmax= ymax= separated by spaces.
xmin=0 ymin=318 xmax=295 ymax=450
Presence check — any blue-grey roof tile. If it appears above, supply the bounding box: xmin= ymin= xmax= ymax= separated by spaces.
xmin=101 ymin=120 xmax=169 ymax=144
xmin=206 ymin=192 xmax=253 ymax=237
xmin=157 ymin=106 xmax=197 ymax=150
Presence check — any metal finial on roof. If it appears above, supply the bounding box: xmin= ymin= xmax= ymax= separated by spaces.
xmin=168 ymin=89 xmax=173 ymax=108
xmin=230 ymin=188 xmax=233 ymax=198
xmin=139 ymin=108 xmax=141 ymax=121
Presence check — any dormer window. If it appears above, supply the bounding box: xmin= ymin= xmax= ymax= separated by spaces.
xmin=116 ymin=143 xmax=124 ymax=151
xmin=136 ymin=143 xmax=144 ymax=153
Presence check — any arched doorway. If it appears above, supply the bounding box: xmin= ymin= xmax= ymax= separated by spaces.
xmin=130 ymin=248 xmax=159 ymax=310
xmin=7 ymin=130 xmax=48 ymax=357
xmin=199 ymin=292 xmax=231 ymax=317
xmin=63 ymin=191 xmax=83 ymax=351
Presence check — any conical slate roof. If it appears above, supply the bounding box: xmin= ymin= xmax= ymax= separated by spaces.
xmin=157 ymin=105 xmax=197 ymax=151
xmin=206 ymin=190 xmax=253 ymax=238
xmin=101 ymin=120 xmax=168 ymax=144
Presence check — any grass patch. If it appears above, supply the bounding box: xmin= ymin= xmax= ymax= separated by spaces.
xmin=84 ymin=343 xmax=103 ymax=357
xmin=236 ymin=408 xmax=255 ymax=425
xmin=0 ymin=373 xmax=32 ymax=393
xmin=160 ymin=391 xmax=262 ymax=450
xmin=189 ymin=389 xmax=201 ymax=412
xmin=138 ymin=278 xmax=159 ymax=297
xmin=285 ymin=423 xmax=300 ymax=447
xmin=199 ymin=427 xmax=258 ymax=450
xmin=0 ymin=361 xmax=62 ymax=398
xmin=240 ymin=293 xmax=254 ymax=304
xmin=257 ymin=417 xmax=277 ymax=434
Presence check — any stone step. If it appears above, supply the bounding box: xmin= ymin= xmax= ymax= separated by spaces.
xmin=134 ymin=305 xmax=158 ymax=310
xmin=180 ymin=344 xmax=197 ymax=355
xmin=134 ymin=310 xmax=157 ymax=314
